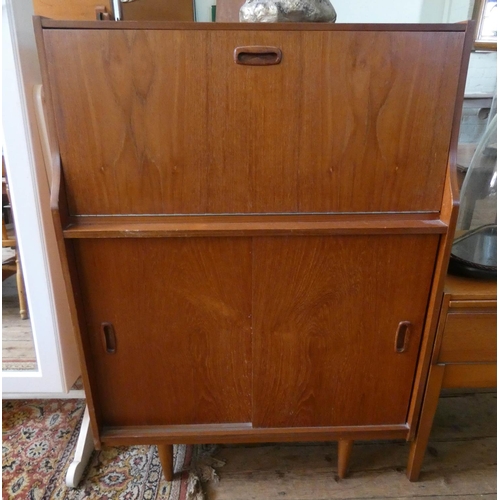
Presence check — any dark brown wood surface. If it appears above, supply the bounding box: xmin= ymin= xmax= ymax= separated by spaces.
xmin=44 ymin=28 xmax=463 ymax=215
xmin=121 ymin=0 xmax=194 ymax=21
xmin=35 ymin=20 xmax=476 ymax=458
xmin=252 ymin=234 xmax=439 ymax=427
xmin=73 ymin=237 xmax=252 ymax=426
xmin=62 ymin=213 xmax=448 ymax=238
xmin=100 ymin=422 xmax=409 ymax=446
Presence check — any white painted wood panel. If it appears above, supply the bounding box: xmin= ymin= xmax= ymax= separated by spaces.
xmin=2 ymin=0 xmax=80 ymax=395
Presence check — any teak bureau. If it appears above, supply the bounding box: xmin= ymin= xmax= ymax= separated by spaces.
xmin=35 ymin=18 xmax=474 ymax=480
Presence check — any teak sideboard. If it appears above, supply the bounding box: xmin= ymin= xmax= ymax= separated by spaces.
xmin=34 ymin=18 xmax=474 ymax=480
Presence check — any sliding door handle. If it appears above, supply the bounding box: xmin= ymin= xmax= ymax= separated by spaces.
xmin=101 ymin=322 xmax=117 ymax=354
xmin=394 ymin=321 xmax=411 ymax=353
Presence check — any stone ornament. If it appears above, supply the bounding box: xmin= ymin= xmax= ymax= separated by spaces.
xmin=239 ymin=0 xmax=336 ymax=23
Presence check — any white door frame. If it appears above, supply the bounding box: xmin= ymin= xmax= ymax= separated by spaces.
xmin=2 ymin=0 xmax=79 ymax=395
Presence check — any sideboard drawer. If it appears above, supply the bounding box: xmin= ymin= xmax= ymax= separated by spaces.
xmin=439 ymin=307 xmax=497 ymax=363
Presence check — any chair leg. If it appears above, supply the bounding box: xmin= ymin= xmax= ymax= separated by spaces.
xmin=406 ymin=364 xmax=445 ymax=481
xmin=16 ymin=252 xmax=28 ymax=320
xmin=157 ymin=444 xmax=174 ymax=481
xmin=338 ymin=439 xmax=353 ymax=479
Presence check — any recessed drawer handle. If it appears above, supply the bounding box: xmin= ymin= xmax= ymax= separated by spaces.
xmin=102 ymin=322 xmax=117 ymax=354
xmin=234 ymin=46 xmax=282 ymax=66
xmin=395 ymin=321 xmax=411 ymax=353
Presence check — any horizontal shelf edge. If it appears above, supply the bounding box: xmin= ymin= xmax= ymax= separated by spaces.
xmin=40 ymin=19 xmax=468 ymax=32
xmin=63 ymin=215 xmax=448 ymax=238
xmin=100 ymin=422 xmax=409 ymax=446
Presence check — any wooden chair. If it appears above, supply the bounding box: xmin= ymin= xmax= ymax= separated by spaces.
xmin=2 ymin=158 xmax=28 ymax=320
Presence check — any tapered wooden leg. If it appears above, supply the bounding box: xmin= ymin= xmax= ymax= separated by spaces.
xmin=407 ymin=364 xmax=445 ymax=481
xmin=338 ymin=439 xmax=353 ymax=479
xmin=157 ymin=444 xmax=174 ymax=481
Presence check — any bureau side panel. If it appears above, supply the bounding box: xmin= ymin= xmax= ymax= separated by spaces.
xmin=73 ymin=238 xmax=252 ymax=427
xmin=253 ymin=234 xmax=439 ymax=427
xmin=43 ymin=28 xmax=463 ymax=215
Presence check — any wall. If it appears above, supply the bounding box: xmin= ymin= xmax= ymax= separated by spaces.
xmin=332 ymin=0 xmax=473 ymax=23
xmin=466 ymin=51 xmax=498 ymax=95
xmin=420 ymin=0 xmax=473 ymax=23
xmin=196 ymin=0 xmax=214 ymax=20
xmin=333 ymin=0 xmax=424 ymax=23
xmin=461 ymin=51 xmax=497 ymax=143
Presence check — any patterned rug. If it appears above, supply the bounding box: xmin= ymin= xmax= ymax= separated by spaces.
xmin=2 ymin=273 xmax=37 ymax=372
xmin=2 ymin=399 xmax=193 ymax=499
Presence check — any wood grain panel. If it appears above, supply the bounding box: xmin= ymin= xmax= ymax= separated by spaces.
xmin=445 ymin=274 xmax=497 ymax=301
xmin=43 ymin=28 xmax=464 ymax=215
xmin=73 ymin=238 xmax=252 ymax=426
xmin=295 ymin=31 xmax=462 ymax=213
xmin=63 ymin=214 xmax=447 ymax=238
xmin=252 ymin=234 xmax=440 ymax=428
xmin=121 ymin=0 xmax=194 ymax=21
xmin=44 ymin=29 xmax=211 ymax=216
xmin=442 ymin=364 xmax=497 ymax=389
xmin=100 ymin=422 xmax=408 ymax=446
xmin=33 ymin=0 xmax=194 ymax=21
xmin=439 ymin=312 xmax=497 ymax=363
xmin=33 ymin=0 xmax=104 ymax=20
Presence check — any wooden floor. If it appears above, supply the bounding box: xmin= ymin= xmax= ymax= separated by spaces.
xmin=2 ymin=267 xmax=37 ymax=371
xmin=206 ymin=391 xmax=496 ymax=500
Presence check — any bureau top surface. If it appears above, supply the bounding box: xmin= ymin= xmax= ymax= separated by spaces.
xmin=39 ymin=20 xmax=471 ymax=216
xmin=39 ymin=18 xmax=468 ymax=31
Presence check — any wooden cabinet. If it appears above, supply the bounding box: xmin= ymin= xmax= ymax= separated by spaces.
xmin=407 ymin=274 xmax=496 ymax=480
xmin=35 ymin=18 xmax=474 ymax=479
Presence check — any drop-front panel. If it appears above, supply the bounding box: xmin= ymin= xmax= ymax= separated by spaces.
xmin=36 ymin=19 xmax=473 ymax=473
xmin=42 ymin=26 xmax=463 ymax=215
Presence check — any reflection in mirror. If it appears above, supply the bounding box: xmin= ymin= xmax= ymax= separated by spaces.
xmin=2 ymin=277 xmax=37 ymax=371
xmin=318 ymin=0 xmax=473 ymax=24
xmin=2 ymin=159 xmax=37 ymax=372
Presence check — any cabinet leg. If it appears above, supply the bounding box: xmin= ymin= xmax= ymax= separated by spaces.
xmin=406 ymin=364 xmax=445 ymax=481
xmin=157 ymin=444 xmax=174 ymax=481
xmin=338 ymin=439 xmax=353 ymax=479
